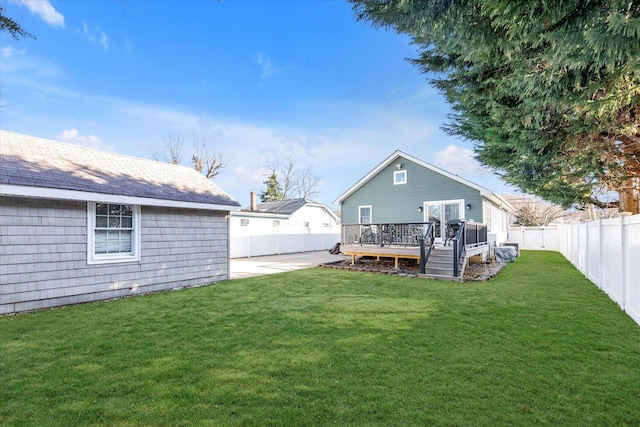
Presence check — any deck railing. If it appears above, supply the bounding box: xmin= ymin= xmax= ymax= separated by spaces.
xmin=465 ymin=222 xmax=488 ymax=248
xmin=343 ymin=221 xmax=488 ymax=278
xmin=452 ymin=222 xmax=466 ymax=278
xmin=419 ymin=222 xmax=436 ymax=274
xmin=451 ymin=221 xmax=489 ymax=277
xmin=342 ymin=222 xmax=432 ymax=247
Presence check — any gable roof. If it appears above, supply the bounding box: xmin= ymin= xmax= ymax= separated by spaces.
xmin=333 ymin=150 xmax=514 ymax=212
xmin=0 ymin=130 xmax=240 ymax=211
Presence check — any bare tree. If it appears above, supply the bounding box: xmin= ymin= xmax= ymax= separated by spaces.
xmin=294 ymin=164 xmax=320 ymax=199
xmin=151 ymin=131 xmax=227 ymax=179
xmin=511 ymin=197 xmax=566 ymax=226
xmin=191 ymin=132 xmax=227 ymax=179
xmin=277 ymin=156 xmax=296 ymax=199
xmin=151 ymin=131 xmax=184 ymax=165
xmin=267 ymin=156 xmax=320 ymax=200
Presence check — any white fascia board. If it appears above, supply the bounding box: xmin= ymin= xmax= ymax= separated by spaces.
xmin=0 ymin=184 xmax=241 ymax=212
xmin=333 ymin=151 xmax=404 ymax=204
xmin=230 ymin=211 xmax=290 ymax=220
xmin=483 ymin=193 xmax=516 ymax=213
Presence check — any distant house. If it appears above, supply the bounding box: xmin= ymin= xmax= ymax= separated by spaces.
xmin=334 ymin=150 xmax=514 ymax=244
xmin=0 ymin=130 xmax=240 ymax=314
xmin=230 ymin=196 xmax=340 ymax=258
xmin=333 ymin=151 xmax=515 ymax=279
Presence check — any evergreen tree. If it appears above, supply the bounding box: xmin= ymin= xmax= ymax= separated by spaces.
xmin=259 ymin=172 xmax=284 ymax=202
xmin=351 ymin=0 xmax=640 ymax=213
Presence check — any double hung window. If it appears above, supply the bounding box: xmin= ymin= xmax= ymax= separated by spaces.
xmin=359 ymin=206 xmax=372 ymax=224
xmin=88 ymin=203 xmax=140 ymax=264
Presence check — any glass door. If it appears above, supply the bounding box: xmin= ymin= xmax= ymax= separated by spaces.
xmin=424 ymin=200 xmax=464 ymax=242
xmin=426 ymin=204 xmax=442 ymax=240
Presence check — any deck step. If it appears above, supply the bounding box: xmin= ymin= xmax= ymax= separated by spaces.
xmin=423 ymin=245 xmax=466 ymax=278
xmin=419 ymin=273 xmax=462 ymax=281
xmin=423 ymin=266 xmax=453 ymax=275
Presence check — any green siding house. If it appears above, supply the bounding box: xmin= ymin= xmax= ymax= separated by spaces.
xmin=334 ymin=151 xmax=514 ymax=244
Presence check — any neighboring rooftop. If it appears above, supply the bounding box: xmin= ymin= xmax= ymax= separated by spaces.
xmin=0 ymin=130 xmax=240 ymax=208
xmin=257 ymin=198 xmax=313 ymax=214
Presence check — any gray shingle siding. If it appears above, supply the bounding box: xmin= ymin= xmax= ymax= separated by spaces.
xmin=1 ymin=196 xmax=229 ymax=314
xmin=341 ymin=158 xmax=484 ymax=224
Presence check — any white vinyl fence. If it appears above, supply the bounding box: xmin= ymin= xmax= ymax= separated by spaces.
xmin=230 ymin=225 xmax=341 ymax=259
xmin=559 ymin=215 xmax=640 ymax=326
xmin=508 ymin=225 xmax=560 ymax=251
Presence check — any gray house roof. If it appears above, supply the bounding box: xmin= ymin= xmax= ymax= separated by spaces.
xmin=257 ymin=198 xmax=311 ymax=214
xmin=0 ymin=130 xmax=240 ymax=210
xmin=256 ymin=198 xmax=340 ymax=221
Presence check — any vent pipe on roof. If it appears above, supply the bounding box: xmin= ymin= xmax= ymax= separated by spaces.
xmin=250 ymin=191 xmax=257 ymax=211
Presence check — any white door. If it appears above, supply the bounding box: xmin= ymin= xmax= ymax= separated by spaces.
xmin=424 ymin=200 xmax=464 ymax=242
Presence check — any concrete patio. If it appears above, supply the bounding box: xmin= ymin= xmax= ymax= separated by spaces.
xmin=230 ymin=251 xmax=349 ymax=279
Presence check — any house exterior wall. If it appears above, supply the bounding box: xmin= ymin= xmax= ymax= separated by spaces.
xmin=0 ymin=196 xmax=229 ymax=314
xmin=340 ymin=158 xmax=483 ymax=224
xmin=229 ymin=209 xmax=340 ymax=258
xmin=483 ymin=200 xmax=511 ymax=243
xmin=290 ymin=205 xmax=339 ymax=227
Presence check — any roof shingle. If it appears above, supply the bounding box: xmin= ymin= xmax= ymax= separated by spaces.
xmin=0 ymin=130 xmax=240 ymax=208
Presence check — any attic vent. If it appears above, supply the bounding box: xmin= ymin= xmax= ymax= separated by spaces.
xmin=241 ymin=219 xmax=249 ymax=226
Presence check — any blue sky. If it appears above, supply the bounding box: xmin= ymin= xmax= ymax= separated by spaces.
xmin=1 ymin=0 xmax=515 ymax=207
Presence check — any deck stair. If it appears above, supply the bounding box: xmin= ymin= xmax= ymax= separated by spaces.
xmin=420 ymin=245 xmax=467 ymax=281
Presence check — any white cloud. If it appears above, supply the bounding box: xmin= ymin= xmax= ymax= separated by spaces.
xmin=100 ymin=32 xmax=109 ymax=51
xmin=18 ymin=0 xmax=64 ymax=27
xmin=125 ymin=38 xmax=133 ymax=54
xmin=434 ymin=144 xmax=482 ymax=176
xmin=1 ymin=46 xmax=17 ymax=58
xmin=255 ymin=52 xmax=279 ymax=80
xmin=59 ymin=129 xmax=113 ymax=151
xmin=78 ymin=22 xmax=109 ymax=51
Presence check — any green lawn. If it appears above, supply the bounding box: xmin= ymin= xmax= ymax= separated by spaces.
xmin=1 ymin=251 xmax=639 ymax=426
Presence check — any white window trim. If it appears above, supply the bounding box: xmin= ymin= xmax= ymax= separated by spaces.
xmin=393 ymin=170 xmax=407 ymax=185
xmin=359 ymin=205 xmax=372 ymax=224
xmin=87 ymin=202 xmax=141 ymax=265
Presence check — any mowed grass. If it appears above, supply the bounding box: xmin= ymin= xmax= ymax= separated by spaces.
xmin=1 ymin=251 xmax=640 ymax=426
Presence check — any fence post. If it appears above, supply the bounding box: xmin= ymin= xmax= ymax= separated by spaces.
xmin=419 ymin=239 xmax=426 ymax=274
xmin=453 ymin=239 xmax=459 ymax=277
xmin=621 ymin=216 xmax=627 ymax=311
xmin=597 ymin=219 xmax=603 ymax=289
xmin=586 ymin=222 xmax=592 ymax=284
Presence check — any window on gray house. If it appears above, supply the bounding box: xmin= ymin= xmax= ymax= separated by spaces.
xmin=394 ymin=170 xmax=407 ymax=185
xmin=88 ymin=202 xmax=141 ymax=264
xmin=95 ymin=204 xmax=133 ymax=254
xmin=359 ymin=206 xmax=372 ymax=224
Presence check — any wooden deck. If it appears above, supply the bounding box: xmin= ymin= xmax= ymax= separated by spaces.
xmin=341 ymin=243 xmax=490 ymax=270
xmin=341 ymin=244 xmax=421 ymax=269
